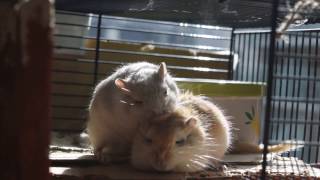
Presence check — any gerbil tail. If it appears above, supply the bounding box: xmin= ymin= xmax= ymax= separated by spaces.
xmin=265 ymin=140 xmax=304 ymax=153
xmin=231 ymin=140 xmax=304 ymax=154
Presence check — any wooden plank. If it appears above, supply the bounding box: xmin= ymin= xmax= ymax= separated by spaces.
xmin=51 ymin=95 xmax=90 ymax=107
xmin=52 ymin=120 xmax=86 ymax=132
xmin=90 ymin=51 xmax=229 ymax=70
xmin=52 ymin=72 xmax=94 ymax=86
xmin=53 ymin=59 xmax=94 ymax=73
xmin=52 ymin=84 xmax=92 ymax=96
xmin=86 ymin=39 xmax=230 ymax=59
xmin=98 ymin=63 xmax=228 ymax=79
xmin=52 ymin=107 xmax=87 ymax=120
xmin=0 ymin=0 xmax=53 ymax=179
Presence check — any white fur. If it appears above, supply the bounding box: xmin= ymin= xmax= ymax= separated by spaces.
xmin=87 ymin=62 xmax=179 ymax=163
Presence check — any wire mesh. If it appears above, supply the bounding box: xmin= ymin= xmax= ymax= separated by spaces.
xmin=231 ymin=2 xmax=320 ymax=178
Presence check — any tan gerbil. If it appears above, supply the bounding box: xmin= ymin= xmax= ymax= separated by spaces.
xmin=131 ymin=92 xmax=232 ymax=172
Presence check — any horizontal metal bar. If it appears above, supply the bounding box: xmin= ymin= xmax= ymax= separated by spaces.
xmin=235 ymin=28 xmax=320 ymax=34
xmin=55 ymin=21 xmax=96 ymax=28
xmin=278 ymin=6 xmax=320 ymax=15
xmin=271 ymin=96 xmax=320 ymax=104
xmin=54 ymin=34 xmax=96 ymax=41
xmin=271 ymin=118 xmax=320 ymax=125
xmin=275 ymin=52 xmax=320 ymax=61
xmin=273 ymin=74 xmax=320 ymax=81
xmin=269 ymin=140 xmax=320 ymax=146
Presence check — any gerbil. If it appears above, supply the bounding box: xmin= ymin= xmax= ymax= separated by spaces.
xmin=131 ymin=91 xmax=232 ymax=172
xmin=87 ymin=61 xmax=179 ymax=163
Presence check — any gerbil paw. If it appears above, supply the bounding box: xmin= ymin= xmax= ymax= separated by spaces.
xmin=94 ymin=147 xmax=113 ymax=164
xmin=94 ymin=147 xmax=129 ymax=164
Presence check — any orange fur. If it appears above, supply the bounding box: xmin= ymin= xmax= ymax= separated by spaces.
xmin=131 ymin=91 xmax=232 ymax=172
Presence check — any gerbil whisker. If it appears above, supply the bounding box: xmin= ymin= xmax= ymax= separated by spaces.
xmin=196 ymin=154 xmax=220 ymax=161
xmin=190 ymin=159 xmax=207 ymax=168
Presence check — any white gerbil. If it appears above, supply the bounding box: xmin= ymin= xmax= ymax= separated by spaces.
xmin=131 ymin=91 xmax=232 ymax=172
xmin=87 ymin=61 xmax=179 ymax=163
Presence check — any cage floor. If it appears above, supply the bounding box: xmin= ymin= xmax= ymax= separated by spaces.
xmin=50 ymin=132 xmax=320 ymax=179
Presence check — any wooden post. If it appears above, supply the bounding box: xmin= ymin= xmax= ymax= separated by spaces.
xmin=0 ymin=0 xmax=54 ymax=179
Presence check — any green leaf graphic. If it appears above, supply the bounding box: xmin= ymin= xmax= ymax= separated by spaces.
xmin=245 ymin=112 xmax=253 ymax=120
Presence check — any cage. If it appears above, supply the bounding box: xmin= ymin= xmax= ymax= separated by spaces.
xmin=1 ymin=0 xmax=320 ymax=179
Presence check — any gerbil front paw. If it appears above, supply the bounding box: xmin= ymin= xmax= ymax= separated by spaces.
xmin=95 ymin=147 xmax=113 ymax=164
xmin=94 ymin=147 xmax=129 ymax=164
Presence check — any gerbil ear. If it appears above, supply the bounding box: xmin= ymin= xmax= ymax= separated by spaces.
xmin=115 ymin=78 xmax=131 ymax=95
xmin=158 ymin=62 xmax=167 ymax=81
xmin=185 ymin=117 xmax=197 ymax=128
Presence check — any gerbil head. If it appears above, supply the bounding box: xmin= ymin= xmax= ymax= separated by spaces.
xmin=131 ymin=109 xmax=215 ymax=172
xmin=115 ymin=62 xmax=179 ymax=115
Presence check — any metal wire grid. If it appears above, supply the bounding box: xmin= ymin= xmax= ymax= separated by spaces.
xmin=231 ymin=0 xmax=320 ymax=167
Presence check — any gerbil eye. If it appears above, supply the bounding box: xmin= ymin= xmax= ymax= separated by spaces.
xmin=176 ymin=139 xmax=186 ymax=146
xmin=163 ymin=89 xmax=167 ymax=96
xmin=144 ymin=137 xmax=152 ymax=145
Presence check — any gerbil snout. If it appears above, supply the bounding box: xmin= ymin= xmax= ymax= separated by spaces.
xmin=152 ymin=149 xmax=172 ymax=172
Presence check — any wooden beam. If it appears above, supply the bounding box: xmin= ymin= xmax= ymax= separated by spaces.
xmin=0 ymin=0 xmax=54 ymax=179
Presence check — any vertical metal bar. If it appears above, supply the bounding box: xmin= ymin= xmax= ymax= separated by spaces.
xmin=261 ymin=0 xmax=279 ymax=178
xmin=270 ymin=41 xmax=279 ymax=140
xmin=236 ymin=34 xmax=242 ymax=80
xmin=262 ymin=33 xmax=269 ymax=82
xmin=257 ymin=33 xmax=263 ymax=81
xmin=275 ymin=41 xmax=281 ymax=140
xmin=301 ymin=31 xmax=312 ymax=161
xmin=294 ymin=31 xmax=305 ymax=157
xmin=241 ymin=34 xmax=247 ymax=80
xmin=228 ymin=28 xmax=235 ymax=80
xmin=289 ymin=34 xmax=299 ymax=155
xmin=252 ymin=33 xmax=257 ymax=82
xmin=314 ymin=32 xmax=320 ymax=162
xmin=93 ymin=14 xmax=102 ymax=86
xmin=276 ymin=40 xmax=285 ymax=140
xmin=246 ymin=34 xmax=252 ymax=81
xmin=282 ymin=34 xmax=291 ymax=143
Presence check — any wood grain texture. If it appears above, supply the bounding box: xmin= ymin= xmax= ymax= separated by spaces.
xmin=0 ymin=0 xmax=53 ymax=179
